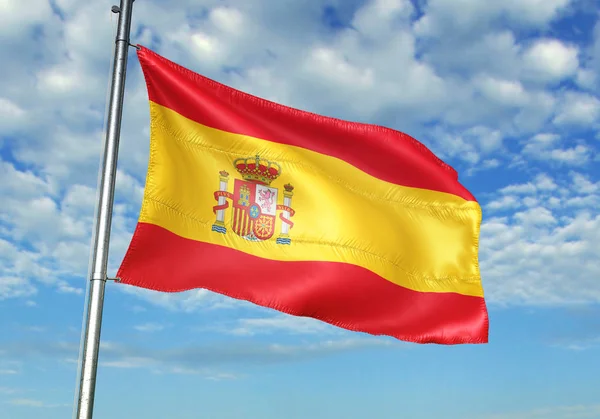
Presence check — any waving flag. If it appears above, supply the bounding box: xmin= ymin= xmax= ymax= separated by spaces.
xmin=117 ymin=46 xmax=488 ymax=344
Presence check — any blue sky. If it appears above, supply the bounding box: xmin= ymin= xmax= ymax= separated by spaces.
xmin=1 ymin=0 xmax=599 ymax=418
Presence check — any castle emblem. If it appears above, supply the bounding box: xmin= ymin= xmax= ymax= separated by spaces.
xmin=211 ymin=155 xmax=295 ymax=244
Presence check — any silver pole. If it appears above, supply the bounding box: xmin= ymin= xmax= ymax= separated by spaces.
xmin=74 ymin=1 xmax=135 ymax=418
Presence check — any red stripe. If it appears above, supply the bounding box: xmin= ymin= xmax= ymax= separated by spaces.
xmin=233 ymin=208 xmax=239 ymax=234
xmin=136 ymin=47 xmax=476 ymax=202
xmin=117 ymin=223 xmax=489 ymax=344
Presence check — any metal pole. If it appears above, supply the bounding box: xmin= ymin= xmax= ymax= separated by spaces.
xmin=74 ymin=1 xmax=135 ymax=418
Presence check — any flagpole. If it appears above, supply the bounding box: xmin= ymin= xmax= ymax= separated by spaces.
xmin=74 ymin=1 xmax=135 ymax=418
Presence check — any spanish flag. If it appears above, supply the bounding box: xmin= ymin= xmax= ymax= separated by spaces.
xmin=118 ymin=46 xmax=489 ymax=344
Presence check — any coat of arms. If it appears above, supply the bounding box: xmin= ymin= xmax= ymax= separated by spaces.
xmin=211 ymin=155 xmax=295 ymax=244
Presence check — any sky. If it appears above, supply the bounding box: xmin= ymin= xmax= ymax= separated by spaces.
xmin=0 ymin=0 xmax=599 ymax=418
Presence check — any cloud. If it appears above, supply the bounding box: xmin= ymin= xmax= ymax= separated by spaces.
xmin=119 ymin=287 xmax=240 ymax=312
xmin=522 ymin=39 xmax=579 ymax=83
xmin=0 ymin=0 xmax=598 ymax=317
xmin=0 ymin=166 xmax=91 ymax=298
xmin=222 ymin=314 xmax=337 ymax=336
xmin=133 ymin=322 xmax=165 ymax=332
xmin=427 ymin=125 xmax=505 ymax=166
xmin=0 ymin=336 xmax=395 ymax=380
xmin=0 ymin=0 xmax=54 ymax=38
xmin=209 ymin=7 xmax=246 ymax=36
xmin=351 ymin=0 xmax=415 ymax=40
xmin=0 ymin=369 xmax=19 ymax=375
xmin=479 ymin=404 xmax=600 ymax=419
xmin=121 ymin=338 xmax=395 ymax=367
xmin=481 ymin=172 xmax=600 ymax=306
xmin=575 ymin=68 xmax=597 ymax=89
xmin=520 ymin=133 xmax=592 ymax=165
xmin=473 ymin=76 xmax=529 ymax=107
xmin=553 ymin=91 xmax=600 ymax=126
xmin=486 ymin=196 xmax=520 ymax=211
xmin=8 ymin=398 xmax=68 ymax=408
xmin=587 ymin=17 xmax=600 ymax=84
xmin=414 ymin=0 xmax=571 ymax=38
xmin=0 ymin=97 xmax=26 ymax=132
xmin=0 ymin=276 xmax=37 ymax=300
xmin=552 ymin=336 xmax=600 ymax=351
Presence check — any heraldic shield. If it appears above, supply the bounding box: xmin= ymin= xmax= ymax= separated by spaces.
xmin=211 ymin=155 xmax=296 ymax=244
xmin=233 ymin=179 xmax=278 ymax=240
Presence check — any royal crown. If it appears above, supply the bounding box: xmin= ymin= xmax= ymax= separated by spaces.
xmin=234 ymin=155 xmax=281 ymax=185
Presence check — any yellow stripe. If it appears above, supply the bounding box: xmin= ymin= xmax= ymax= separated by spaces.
xmin=242 ymin=211 xmax=249 ymax=236
xmin=141 ymin=102 xmax=484 ymax=297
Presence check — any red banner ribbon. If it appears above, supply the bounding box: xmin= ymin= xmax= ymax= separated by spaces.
xmin=276 ymin=204 xmax=295 ymax=228
xmin=213 ymin=191 xmax=234 ymax=213
xmin=279 ymin=213 xmax=294 ymax=228
xmin=276 ymin=204 xmax=295 ymax=216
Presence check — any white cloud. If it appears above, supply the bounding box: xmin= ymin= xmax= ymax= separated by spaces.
xmin=552 ymin=334 xmax=600 ymax=351
xmin=588 ymin=17 xmax=600 ymax=82
xmin=1 ymin=336 xmax=395 ymax=378
xmin=352 ymin=0 xmax=414 ymax=39
xmin=481 ymin=172 xmax=600 ymax=306
xmin=571 ymin=172 xmax=599 ymax=194
xmin=0 ymin=0 xmax=54 ymax=37
xmin=227 ymin=315 xmax=335 ymax=336
xmin=535 ymin=173 xmax=559 ymax=191
xmin=474 ymin=76 xmax=528 ymax=106
xmin=115 ymin=170 xmax=144 ymax=208
xmin=481 ymin=159 xmax=500 ymax=169
xmin=0 ymin=0 xmax=597 ymax=317
xmin=304 ymin=46 xmax=375 ymax=89
xmin=575 ymin=68 xmax=597 ymax=89
xmin=480 ymin=404 xmax=600 ymax=419
xmin=119 ymin=287 xmax=237 ymax=312
xmin=190 ymin=32 xmax=224 ymax=61
xmin=497 ymin=173 xmax=558 ymax=196
xmin=553 ymin=91 xmax=600 ymax=126
xmin=522 ymin=39 xmax=579 ymax=82
xmin=36 ymin=66 xmax=86 ymax=94
xmin=431 ymin=125 xmax=504 ymax=166
xmin=521 ymin=132 xmax=591 ymax=165
xmin=0 ymin=277 xmax=37 ymax=300
xmin=0 ymin=161 xmax=51 ymax=199
xmin=421 ymin=30 xmax=523 ymax=79
xmin=512 ymin=90 xmax=557 ymax=133
xmin=486 ymin=195 xmax=520 ymax=211
xmin=0 ymin=162 xmax=98 ymax=297
xmin=0 ymin=97 xmax=26 ymax=132
xmin=56 ymin=282 xmax=83 ymax=295
xmin=134 ymin=322 xmax=165 ymax=332
xmin=414 ymin=0 xmax=571 ymax=38
xmin=513 ymin=206 xmax=557 ymax=225
xmin=208 ymin=7 xmax=245 ymax=36
xmin=9 ymin=398 xmax=68 ymax=408
xmin=502 ymin=0 xmax=571 ymax=25
xmin=0 ymin=369 xmax=19 ymax=375
xmin=548 ymin=145 xmax=591 ymax=164
xmin=500 ymin=182 xmax=537 ymax=195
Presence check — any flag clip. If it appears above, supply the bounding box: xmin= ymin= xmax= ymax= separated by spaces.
xmin=106 ymin=277 xmax=121 ymax=282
